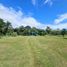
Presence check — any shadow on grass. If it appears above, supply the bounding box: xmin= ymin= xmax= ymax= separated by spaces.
xmin=64 ymin=38 xmax=67 ymax=39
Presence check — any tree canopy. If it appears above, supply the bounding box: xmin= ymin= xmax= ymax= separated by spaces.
xmin=0 ymin=18 xmax=67 ymax=36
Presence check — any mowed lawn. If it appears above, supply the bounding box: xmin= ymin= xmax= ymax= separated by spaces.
xmin=0 ymin=36 xmax=67 ymax=67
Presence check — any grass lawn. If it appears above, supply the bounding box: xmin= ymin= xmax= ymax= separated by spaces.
xmin=0 ymin=36 xmax=67 ymax=67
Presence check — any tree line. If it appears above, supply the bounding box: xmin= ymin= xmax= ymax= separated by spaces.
xmin=0 ymin=18 xmax=67 ymax=37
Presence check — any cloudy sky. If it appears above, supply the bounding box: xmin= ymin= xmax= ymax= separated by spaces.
xmin=0 ymin=0 xmax=67 ymax=29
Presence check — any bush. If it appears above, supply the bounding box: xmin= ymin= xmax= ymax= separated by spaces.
xmin=11 ymin=32 xmax=17 ymax=37
xmin=6 ymin=32 xmax=17 ymax=37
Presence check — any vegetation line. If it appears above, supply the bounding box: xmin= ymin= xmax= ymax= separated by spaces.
xmin=0 ymin=18 xmax=67 ymax=37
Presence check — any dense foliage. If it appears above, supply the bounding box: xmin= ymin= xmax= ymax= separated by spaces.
xmin=0 ymin=18 xmax=67 ymax=36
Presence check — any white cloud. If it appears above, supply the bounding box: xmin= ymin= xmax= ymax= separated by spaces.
xmin=45 ymin=23 xmax=67 ymax=29
xmin=0 ymin=4 xmax=67 ymax=29
xmin=0 ymin=4 xmax=44 ymax=28
xmin=31 ymin=0 xmax=53 ymax=7
xmin=54 ymin=13 xmax=67 ymax=24
xmin=32 ymin=0 xmax=36 ymax=6
xmin=44 ymin=0 xmax=53 ymax=6
xmin=54 ymin=23 xmax=67 ymax=29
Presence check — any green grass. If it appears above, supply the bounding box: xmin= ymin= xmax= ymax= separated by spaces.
xmin=0 ymin=36 xmax=67 ymax=67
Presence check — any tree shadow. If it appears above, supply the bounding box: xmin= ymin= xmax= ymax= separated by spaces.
xmin=64 ymin=38 xmax=67 ymax=39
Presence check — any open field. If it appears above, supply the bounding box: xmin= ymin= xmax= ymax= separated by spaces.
xmin=0 ymin=36 xmax=67 ymax=67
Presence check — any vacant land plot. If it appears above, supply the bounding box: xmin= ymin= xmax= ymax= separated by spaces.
xmin=0 ymin=36 xmax=67 ymax=67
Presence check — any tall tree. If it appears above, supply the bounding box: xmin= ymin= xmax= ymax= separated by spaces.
xmin=46 ymin=26 xmax=51 ymax=34
xmin=0 ymin=18 xmax=5 ymax=35
xmin=61 ymin=29 xmax=66 ymax=37
xmin=17 ymin=26 xmax=25 ymax=35
xmin=24 ymin=26 xmax=31 ymax=35
xmin=30 ymin=27 xmax=38 ymax=36
xmin=5 ymin=21 xmax=13 ymax=34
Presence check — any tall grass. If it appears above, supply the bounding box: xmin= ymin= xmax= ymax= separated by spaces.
xmin=0 ymin=36 xmax=67 ymax=67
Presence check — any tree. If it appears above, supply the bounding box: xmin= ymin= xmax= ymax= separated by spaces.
xmin=24 ymin=26 xmax=31 ymax=35
xmin=0 ymin=18 xmax=5 ymax=35
xmin=46 ymin=26 xmax=51 ymax=34
xmin=2 ymin=21 xmax=12 ymax=34
xmin=37 ymin=29 xmax=46 ymax=36
xmin=25 ymin=26 xmax=31 ymax=30
xmin=30 ymin=27 xmax=38 ymax=36
xmin=51 ymin=29 xmax=61 ymax=35
xmin=4 ymin=21 xmax=13 ymax=35
xmin=61 ymin=29 xmax=66 ymax=37
xmin=17 ymin=26 xmax=25 ymax=35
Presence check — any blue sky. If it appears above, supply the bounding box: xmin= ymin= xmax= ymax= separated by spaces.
xmin=0 ymin=0 xmax=67 ymax=29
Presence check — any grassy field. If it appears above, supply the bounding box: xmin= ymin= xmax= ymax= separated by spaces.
xmin=0 ymin=36 xmax=67 ymax=67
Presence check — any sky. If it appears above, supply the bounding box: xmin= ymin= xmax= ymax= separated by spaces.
xmin=0 ymin=0 xmax=67 ymax=29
